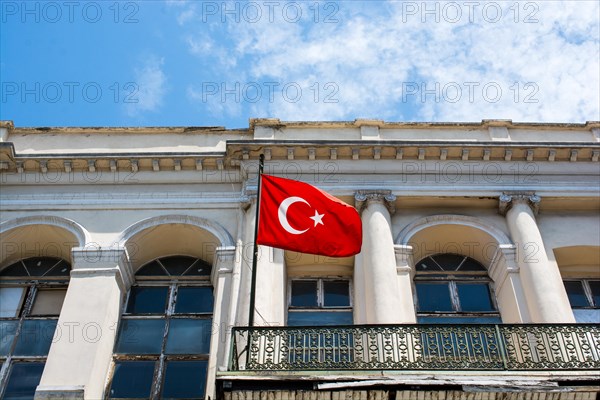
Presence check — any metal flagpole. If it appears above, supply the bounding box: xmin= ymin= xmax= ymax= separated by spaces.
xmin=248 ymin=154 xmax=264 ymax=327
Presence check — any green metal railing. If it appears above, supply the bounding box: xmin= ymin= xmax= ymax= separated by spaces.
xmin=230 ymin=324 xmax=600 ymax=371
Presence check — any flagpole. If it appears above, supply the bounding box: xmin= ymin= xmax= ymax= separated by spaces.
xmin=248 ymin=153 xmax=264 ymax=327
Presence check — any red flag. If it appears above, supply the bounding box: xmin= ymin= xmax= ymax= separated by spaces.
xmin=257 ymin=175 xmax=362 ymax=257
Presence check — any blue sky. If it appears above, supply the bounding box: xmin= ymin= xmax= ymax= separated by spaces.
xmin=1 ymin=0 xmax=599 ymax=128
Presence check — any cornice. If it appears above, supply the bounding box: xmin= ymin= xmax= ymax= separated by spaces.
xmin=1 ymin=118 xmax=599 ymax=174
xmin=250 ymin=118 xmax=600 ymax=131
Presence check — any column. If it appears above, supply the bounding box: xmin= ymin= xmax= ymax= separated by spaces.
xmin=205 ymin=246 xmax=236 ymax=400
xmin=500 ymin=193 xmax=575 ymax=323
xmin=394 ymin=245 xmax=417 ymax=323
xmin=355 ymin=191 xmax=403 ymax=324
xmin=36 ymin=248 xmax=133 ymax=400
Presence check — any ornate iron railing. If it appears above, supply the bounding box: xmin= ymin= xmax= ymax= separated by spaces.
xmin=230 ymin=324 xmax=600 ymax=371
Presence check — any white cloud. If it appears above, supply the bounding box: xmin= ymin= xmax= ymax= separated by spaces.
xmin=126 ymin=56 xmax=167 ymax=117
xmin=181 ymin=1 xmax=600 ymax=123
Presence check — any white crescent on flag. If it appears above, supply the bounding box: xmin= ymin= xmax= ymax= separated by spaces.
xmin=278 ymin=196 xmax=310 ymax=235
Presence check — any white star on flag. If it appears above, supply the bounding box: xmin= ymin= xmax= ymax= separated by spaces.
xmin=310 ymin=210 xmax=325 ymax=227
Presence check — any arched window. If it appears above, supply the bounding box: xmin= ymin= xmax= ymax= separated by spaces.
xmin=107 ymin=256 xmax=213 ymax=400
xmin=0 ymin=257 xmax=71 ymax=399
xmin=414 ymin=254 xmax=500 ymax=324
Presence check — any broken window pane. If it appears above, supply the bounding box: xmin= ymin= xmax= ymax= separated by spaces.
xmin=30 ymin=289 xmax=67 ymax=316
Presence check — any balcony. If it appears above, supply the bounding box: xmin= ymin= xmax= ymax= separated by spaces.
xmin=230 ymin=324 xmax=600 ymax=372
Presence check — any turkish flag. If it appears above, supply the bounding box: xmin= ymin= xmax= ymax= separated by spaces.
xmin=257 ymin=175 xmax=362 ymax=257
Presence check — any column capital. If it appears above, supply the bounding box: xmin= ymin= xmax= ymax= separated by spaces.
xmin=499 ymin=192 xmax=541 ymax=215
xmin=355 ymin=190 xmax=397 ymax=214
xmin=70 ymin=247 xmax=133 ymax=291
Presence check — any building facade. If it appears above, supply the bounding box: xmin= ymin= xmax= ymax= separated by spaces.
xmin=0 ymin=119 xmax=599 ymax=400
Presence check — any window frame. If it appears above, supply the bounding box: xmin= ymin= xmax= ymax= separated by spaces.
xmin=563 ymin=279 xmax=600 ymax=309
xmin=107 ymin=256 xmax=214 ymax=400
xmin=286 ymin=277 xmax=353 ymax=325
xmin=0 ymin=258 xmax=70 ymax=400
xmin=413 ymin=254 xmax=500 ymax=321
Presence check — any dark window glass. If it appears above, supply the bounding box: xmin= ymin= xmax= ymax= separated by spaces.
xmin=288 ymin=311 xmax=353 ymax=326
xmin=458 ymin=258 xmax=486 ymax=271
xmin=564 ymin=281 xmax=589 ymax=308
xmin=1 ymin=257 xmax=71 ymax=277
xmin=44 ymin=259 xmax=71 ymax=276
xmin=416 ymin=257 xmax=441 ymax=272
xmin=160 ymin=256 xmax=196 ymax=276
xmin=0 ymin=320 xmax=18 ymax=356
xmin=162 ymin=360 xmax=207 ymax=399
xmin=175 ymin=287 xmax=213 ymax=314
xmin=165 ymin=319 xmax=212 ymax=354
xmin=126 ymin=286 xmax=169 ymax=314
xmin=136 ymin=260 xmax=167 ymax=276
xmin=182 ymin=259 xmax=211 ymax=276
xmin=0 ymin=261 xmax=28 ymax=276
xmin=110 ymin=361 xmax=155 ymax=399
xmin=3 ymin=362 xmax=45 ymax=400
xmin=589 ymin=281 xmax=600 ymax=307
xmin=13 ymin=319 xmax=57 ymax=356
xmin=457 ymin=283 xmax=495 ymax=311
xmin=115 ymin=319 xmax=165 ymax=354
xmin=323 ymin=281 xmax=350 ymax=307
xmin=431 ymin=254 xmax=465 ymax=271
xmin=291 ymin=281 xmax=318 ymax=307
xmin=416 ymin=283 xmax=453 ymax=312
xmin=22 ymin=257 xmax=62 ymax=276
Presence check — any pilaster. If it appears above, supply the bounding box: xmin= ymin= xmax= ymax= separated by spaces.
xmin=393 ymin=245 xmax=417 ymax=323
xmin=36 ymin=247 xmax=132 ymax=400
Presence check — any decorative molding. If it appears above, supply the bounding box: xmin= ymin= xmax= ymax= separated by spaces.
xmin=499 ymin=192 xmax=541 ymax=216
xmin=355 ymin=190 xmax=397 ymax=214
xmin=0 ymin=215 xmax=90 ymax=246
xmin=118 ymin=214 xmax=235 ymax=249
